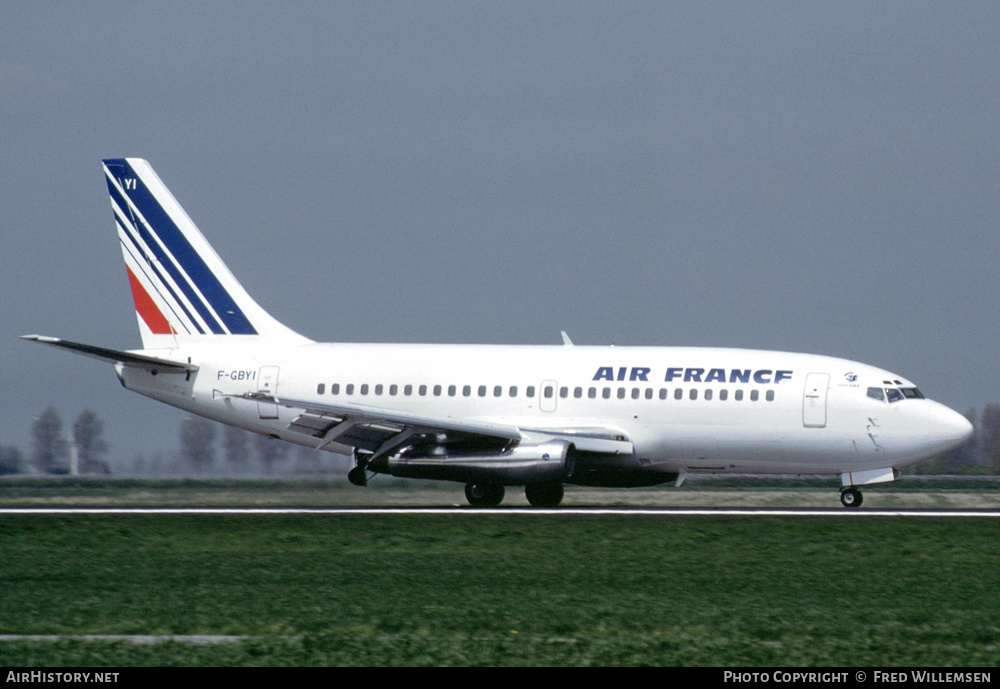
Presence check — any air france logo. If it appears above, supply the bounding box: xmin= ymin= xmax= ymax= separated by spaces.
xmin=592 ymin=366 xmax=793 ymax=384
xmin=844 ymin=372 xmax=858 ymax=382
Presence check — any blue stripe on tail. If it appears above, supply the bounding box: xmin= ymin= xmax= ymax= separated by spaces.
xmin=103 ymin=159 xmax=258 ymax=335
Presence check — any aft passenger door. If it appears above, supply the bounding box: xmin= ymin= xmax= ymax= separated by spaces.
xmin=257 ymin=365 xmax=280 ymax=419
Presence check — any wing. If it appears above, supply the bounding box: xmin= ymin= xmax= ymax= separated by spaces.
xmin=260 ymin=395 xmax=634 ymax=472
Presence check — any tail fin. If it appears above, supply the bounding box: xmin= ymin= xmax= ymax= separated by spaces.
xmin=103 ymin=158 xmax=310 ymax=348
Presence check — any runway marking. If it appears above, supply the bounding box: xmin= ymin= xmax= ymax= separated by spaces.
xmin=2 ymin=507 xmax=999 ymax=517
xmin=0 ymin=634 xmax=244 ymax=645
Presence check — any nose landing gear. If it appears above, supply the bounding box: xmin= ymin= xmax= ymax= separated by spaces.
xmin=840 ymin=486 xmax=863 ymax=508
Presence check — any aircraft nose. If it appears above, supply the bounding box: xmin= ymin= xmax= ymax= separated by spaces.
xmin=932 ymin=404 xmax=975 ymax=450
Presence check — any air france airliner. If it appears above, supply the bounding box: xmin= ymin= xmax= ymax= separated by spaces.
xmin=23 ymin=159 xmax=974 ymax=507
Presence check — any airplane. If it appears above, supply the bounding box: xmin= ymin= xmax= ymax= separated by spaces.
xmin=23 ymin=158 xmax=974 ymax=508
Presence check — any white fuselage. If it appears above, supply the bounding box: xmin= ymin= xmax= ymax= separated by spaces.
xmin=118 ymin=339 xmax=973 ymax=485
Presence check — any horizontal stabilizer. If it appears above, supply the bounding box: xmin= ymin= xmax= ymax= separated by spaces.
xmin=20 ymin=335 xmax=198 ymax=374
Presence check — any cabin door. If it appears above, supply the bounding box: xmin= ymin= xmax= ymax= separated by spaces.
xmin=257 ymin=366 xmax=280 ymax=419
xmin=802 ymin=373 xmax=829 ymax=428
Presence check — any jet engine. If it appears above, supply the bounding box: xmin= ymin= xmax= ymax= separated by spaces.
xmin=369 ymin=439 xmax=573 ymax=486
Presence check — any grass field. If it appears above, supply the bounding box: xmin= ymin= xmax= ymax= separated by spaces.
xmin=1 ymin=507 xmax=998 ymax=666
xmin=2 ymin=474 xmax=999 ymax=508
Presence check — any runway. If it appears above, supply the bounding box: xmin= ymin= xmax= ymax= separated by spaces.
xmin=3 ymin=506 xmax=999 ymax=517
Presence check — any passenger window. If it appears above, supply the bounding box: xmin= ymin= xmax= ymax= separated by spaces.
xmin=645 ymin=388 xmax=653 ymax=400
xmin=418 ymin=384 xmax=427 ymax=396
xmin=543 ymin=386 xmax=554 ymax=399
xmin=479 ymin=385 xmax=487 ymax=397
xmin=631 ymin=388 xmax=640 ymax=399
xmin=750 ymin=390 xmax=759 ymax=401
xmin=574 ymin=387 xmax=583 ymax=398
xmin=375 ymin=384 xmax=384 ymax=395
xmin=589 ymin=387 xmax=597 ymax=399
xmin=560 ymin=386 xmax=569 ymax=398
xmin=719 ymin=389 xmax=728 ymax=401
xmin=317 ymin=383 xmax=325 ymax=395
xmin=527 ymin=386 xmax=535 ymax=398
xmin=448 ymin=385 xmax=456 ymax=396
xmin=659 ymin=388 xmax=668 ymax=400
xmin=346 ymin=384 xmax=355 ymax=395
xmin=433 ymin=385 xmax=442 ymax=396
xmin=674 ymin=389 xmax=683 ymax=400
xmin=766 ymin=390 xmax=774 ymax=402
xmin=689 ymin=389 xmax=698 ymax=401
xmin=390 ymin=384 xmax=398 ymax=396
xmin=509 ymin=386 xmax=517 ymax=397
xmin=494 ymin=385 xmax=502 ymax=397
xmin=602 ymin=387 xmax=611 ymax=399
xmin=360 ymin=384 xmax=369 ymax=395
xmin=617 ymin=388 xmax=626 ymax=399
xmin=463 ymin=385 xmax=471 ymax=397
xmin=704 ymin=389 xmax=713 ymax=401
xmin=735 ymin=390 xmax=743 ymax=401
xmin=404 ymin=384 xmax=412 ymax=396
xmin=331 ymin=383 xmax=340 ymax=395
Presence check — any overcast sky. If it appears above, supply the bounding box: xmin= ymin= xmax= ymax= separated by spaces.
xmin=2 ymin=2 xmax=998 ymax=468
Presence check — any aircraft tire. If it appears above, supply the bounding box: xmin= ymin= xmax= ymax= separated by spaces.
xmin=465 ymin=482 xmax=505 ymax=508
xmin=347 ymin=466 xmax=368 ymax=487
xmin=525 ymin=482 xmax=564 ymax=508
xmin=840 ymin=487 xmax=863 ymax=508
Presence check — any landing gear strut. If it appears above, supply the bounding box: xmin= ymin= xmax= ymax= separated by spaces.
xmin=840 ymin=486 xmax=863 ymax=508
xmin=348 ymin=450 xmax=370 ymax=487
xmin=464 ymin=482 xmax=505 ymax=508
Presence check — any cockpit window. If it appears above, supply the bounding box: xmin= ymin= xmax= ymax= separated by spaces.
xmin=886 ymin=388 xmax=905 ymax=403
xmin=868 ymin=386 xmax=924 ymax=403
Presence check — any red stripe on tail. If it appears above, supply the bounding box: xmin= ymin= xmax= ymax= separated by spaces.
xmin=126 ymin=266 xmax=175 ymax=335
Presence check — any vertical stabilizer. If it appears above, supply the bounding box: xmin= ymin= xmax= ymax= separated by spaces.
xmin=103 ymin=158 xmax=310 ymax=348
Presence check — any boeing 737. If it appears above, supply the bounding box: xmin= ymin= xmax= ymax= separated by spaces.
xmin=23 ymin=158 xmax=974 ymax=507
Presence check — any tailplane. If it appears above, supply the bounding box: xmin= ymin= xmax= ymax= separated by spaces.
xmin=103 ymin=158 xmax=309 ymax=348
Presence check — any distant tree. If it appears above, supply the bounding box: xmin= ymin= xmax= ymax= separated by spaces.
xmin=180 ymin=417 xmax=217 ymax=474
xmin=32 ymin=407 xmax=68 ymax=473
xmin=223 ymin=426 xmax=253 ymax=473
xmin=73 ymin=410 xmax=110 ymax=474
xmin=254 ymin=433 xmax=288 ymax=476
xmin=979 ymin=404 xmax=1000 ymax=473
xmin=0 ymin=446 xmax=24 ymax=475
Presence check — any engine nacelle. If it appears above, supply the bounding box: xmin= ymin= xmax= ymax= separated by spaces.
xmin=371 ymin=440 xmax=573 ymax=486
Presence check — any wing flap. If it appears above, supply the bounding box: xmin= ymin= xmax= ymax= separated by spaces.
xmin=277 ymin=396 xmax=524 ymax=442
xmin=273 ymin=396 xmax=634 ymax=457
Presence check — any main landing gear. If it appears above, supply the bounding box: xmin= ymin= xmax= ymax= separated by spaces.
xmin=463 ymin=481 xmax=566 ymax=508
xmin=348 ymin=450 xmax=370 ymax=487
xmin=840 ymin=486 xmax=863 ymax=508
xmin=464 ymin=482 xmax=505 ymax=508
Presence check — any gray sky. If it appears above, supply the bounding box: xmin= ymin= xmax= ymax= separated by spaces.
xmin=3 ymin=2 xmax=998 ymax=468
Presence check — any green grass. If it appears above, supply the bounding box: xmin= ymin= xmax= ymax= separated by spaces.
xmin=0 ymin=514 xmax=997 ymax=665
